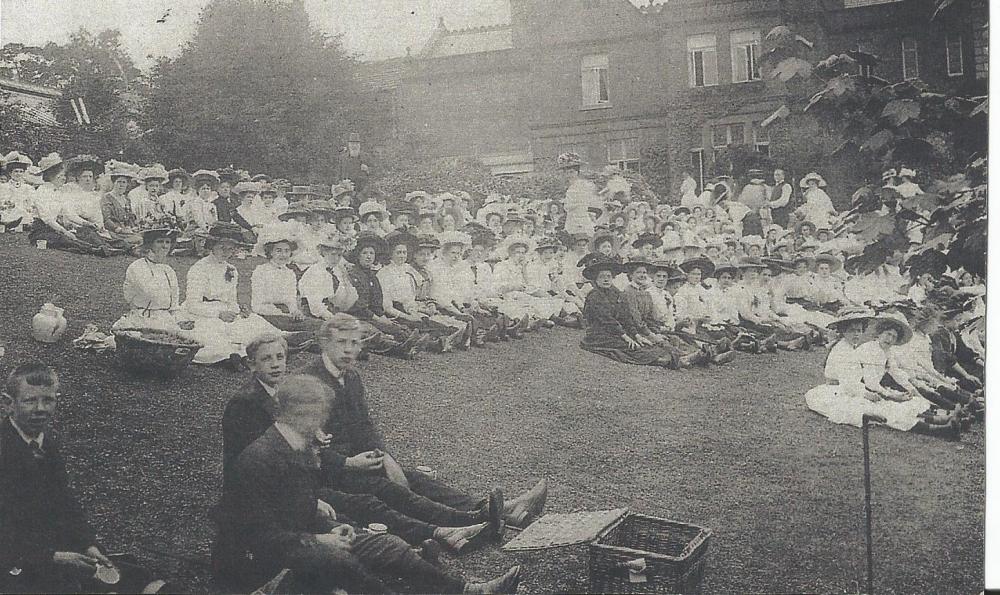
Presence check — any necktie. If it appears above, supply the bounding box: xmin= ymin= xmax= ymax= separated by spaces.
xmin=472 ymin=265 xmax=479 ymax=284
xmin=30 ymin=441 xmax=44 ymax=460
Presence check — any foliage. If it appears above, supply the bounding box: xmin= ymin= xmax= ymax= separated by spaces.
xmin=761 ymin=25 xmax=987 ymax=278
xmin=145 ymin=0 xmax=381 ymax=182
xmin=1 ymin=30 xmax=142 ymax=159
xmin=0 ymin=91 xmax=62 ymax=156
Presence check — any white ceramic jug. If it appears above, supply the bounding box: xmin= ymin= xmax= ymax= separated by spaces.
xmin=32 ymin=303 xmax=68 ymax=343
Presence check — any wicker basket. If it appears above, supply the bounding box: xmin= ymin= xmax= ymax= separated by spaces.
xmin=588 ymin=513 xmax=712 ymax=594
xmin=113 ymin=328 xmax=204 ymax=378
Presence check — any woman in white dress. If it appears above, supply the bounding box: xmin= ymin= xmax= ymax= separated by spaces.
xmin=805 ymin=312 xmax=960 ymax=438
xmin=559 ymin=153 xmax=601 ymax=237
xmin=250 ymin=225 xmax=319 ymax=332
xmin=795 ymin=172 xmax=837 ymax=228
xmin=113 ymin=228 xmax=185 ymax=331
xmin=182 ymin=223 xmax=282 ymax=365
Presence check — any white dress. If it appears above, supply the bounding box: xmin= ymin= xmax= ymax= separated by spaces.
xmin=114 ymin=258 xmax=183 ymax=332
xmin=563 ymin=178 xmax=600 ymax=236
xmin=182 ymin=256 xmax=280 ymax=364
xmin=250 ymin=262 xmax=302 ymax=316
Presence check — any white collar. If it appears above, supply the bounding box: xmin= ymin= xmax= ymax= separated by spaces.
xmin=321 ymin=353 xmax=344 ymax=382
xmin=257 ymin=377 xmax=277 ymax=397
xmin=9 ymin=417 xmax=44 ymax=449
xmin=274 ymin=422 xmax=308 ymax=452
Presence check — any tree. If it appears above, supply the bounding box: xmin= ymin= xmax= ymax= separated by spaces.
xmin=760 ymin=23 xmax=987 ymax=278
xmin=146 ymin=0 xmax=381 ymax=181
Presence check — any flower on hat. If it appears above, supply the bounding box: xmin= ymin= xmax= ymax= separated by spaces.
xmin=438 ymin=230 xmax=472 ymax=247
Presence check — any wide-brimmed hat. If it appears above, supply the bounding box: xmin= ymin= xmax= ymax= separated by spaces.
xmin=202 ymin=222 xmax=250 ymax=247
xmin=37 ymin=152 xmax=64 ymax=175
xmin=216 ymin=167 xmax=239 ymax=185
xmin=415 ymin=234 xmax=441 ymax=251
xmin=251 ymin=174 xmax=272 ymax=183
xmin=500 ymin=233 xmax=533 ymax=255
xmin=350 ymin=232 xmax=389 ymax=262
xmin=799 ymin=172 xmax=827 ymax=188
xmin=898 ymin=167 xmax=916 ymax=178
xmin=737 ymin=257 xmax=767 ymax=271
xmin=64 ymin=154 xmax=104 ymax=178
xmin=741 ymin=234 xmax=766 ymax=248
xmin=416 ymin=208 xmax=437 ymax=222
xmin=358 ymin=201 xmax=388 ymax=220
xmin=233 ymin=181 xmax=262 ymax=195
xmin=140 ymin=227 xmax=180 ymax=245
xmin=277 ymin=206 xmax=312 ymax=221
xmin=812 ymin=252 xmax=843 ymax=272
xmin=332 ymin=207 xmax=358 ymax=224
xmin=332 ymin=179 xmax=356 ymax=199
xmin=590 ymin=231 xmax=618 ymax=252
xmin=138 ymin=165 xmax=169 ymax=183
xmin=557 ymin=152 xmax=584 ymax=170
xmin=881 ymin=169 xmax=898 ymax=181
xmin=761 ymin=257 xmax=795 ymax=273
xmin=287 ymin=185 xmax=317 ymax=198
xmin=534 ymin=236 xmax=561 ymax=253
xmin=672 ymin=206 xmax=692 ymax=217
xmin=679 ymin=257 xmax=715 ymax=277
xmin=582 ymin=257 xmax=623 ymax=281
xmin=631 ymin=232 xmax=663 ymax=250
xmin=255 ymin=223 xmax=299 ymax=255
xmin=870 ymin=313 xmax=913 ymax=345
xmin=714 ymin=260 xmax=739 ymax=278
xmin=477 ymin=201 xmax=507 ymax=224
xmin=438 ymin=230 xmax=472 ymax=248
xmin=623 ymin=257 xmax=655 ymax=275
xmin=316 ymin=230 xmax=356 ymax=252
xmin=107 ymin=163 xmax=138 ymax=180
xmin=1 ymin=151 xmax=32 ymax=172
xmin=794 ymin=220 xmax=817 ymax=235
xmin=826 ymin=308 xmax=877 ymax=332
xmin=192 ymin=169 xmax=220 ymax=188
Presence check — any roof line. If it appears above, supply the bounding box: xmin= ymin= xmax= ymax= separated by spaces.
xmin=0 ymin=76 xmax=62 ymax=98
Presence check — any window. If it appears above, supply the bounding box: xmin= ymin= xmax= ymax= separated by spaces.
xmin=688 ymin=34 xmax=719 ymax=87
xmin=690 ymin=149 xmax=706 ymax=191
xmin=581 ymin=54 xmax=610 ymax=106
xmin=752 ymin=125 xmax=770 ymax=157
xmin=711 ymin=123 xmax=744 ymax=155
xmin=730 ymin=30 xmax=761 ymax=83
xmin=901 ymin=37 xmax=919 ymax=80
xmin=608 ymin=138 xmax=640 ymax=172
xmin=856 ymin=42 xmax=876 ymax=77
xmin=946 ymin=34 xmax=964 ymax=76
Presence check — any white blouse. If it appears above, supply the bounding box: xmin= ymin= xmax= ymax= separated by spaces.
xmin=124 ymin=258 xmax=180 ymax=312
xmin=299 ymin=261 xmax=358 ymax=318
xmin=183 ymin=256 xmax=240 ymax=317
xmin=251 ymin=262 xmax=301 ymax=316
xmin=377 ymin=263 xmax=420 ymax=313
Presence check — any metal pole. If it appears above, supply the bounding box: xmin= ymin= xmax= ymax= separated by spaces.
xmin=862 ymin=414 xmax=876 ymax=595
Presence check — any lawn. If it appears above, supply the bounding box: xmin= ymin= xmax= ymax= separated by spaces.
xmin=0 ymin=232 xmax=984 ymax=594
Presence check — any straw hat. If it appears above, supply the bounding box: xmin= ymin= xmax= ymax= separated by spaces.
xmin=138 ymin=165 xmax=169 ymax=183
xmin=1 ymin=151 xmax=32 ymax=172
xmin=438 ymin=230 xmax=472 ymax=248
xmin=534 ymin=236 xmax=561 ymax=253
xmin=358 ymin=201 xmax=388 ymax=220
xmin=332 ymin=179 xmax=356 ymax=199
xmin=140 ymin=227 xmax=181 ymax=245
xmin=316 ymin=230 xmax=356 ymax=252
xmin=713 ymin=260 xmax=739 ymax=278
xmin=192 ymin=169 xmax=220 ymax=188
xmin=255 ymin=223 xmax=299 ymax=255
xmin=812 ymin=252 xmax=843 ymax=272
xmin=166 ymin=168 xmax=191 ymax=185
xmin=233 ymin=181 xmax=262 ymax=194
xmin=870 ymin=313 xmax=913 ymax=345
xmin=623 ymin=257 xmax=655 ymax=275
xmin=631 ymin=232 xmax=663 ymax=250
xmin=37 ymin=152 xmax=64 ymax=175
xmin=499 ymin=233 xmax=533 ymax=255
xmin=826 ymin=308 xmax=877 ymax=332
xmin=679 ymin=257 xmax=715 ymax=277
xmin=65 ymin=154 xmax=105 ymax=178
xmin=799 ymin=172 xmax=827 ymax=188
xmin=201 ymin=222 xmax=250 ymax=247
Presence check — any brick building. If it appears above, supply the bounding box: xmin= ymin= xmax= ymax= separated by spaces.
xmin=359 ymin=0 xmax=987 ymax=199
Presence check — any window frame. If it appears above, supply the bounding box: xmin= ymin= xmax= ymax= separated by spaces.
xmin=901 ymin=37 xmax=920 ymax=80
xmin=688 ymin=34 xmax=719 ymax=88
xmin=607 ymin=138 xmax=641 ymax=173
xmin=581 ymin=54 xmax=611 ymax=107
xmin=730 ymin=30 xmax=762 ymax=83
xmin=945 ymin=33 xmax=964 ymax=77
xmin=752 ymin=125 xmax=770 ymax=158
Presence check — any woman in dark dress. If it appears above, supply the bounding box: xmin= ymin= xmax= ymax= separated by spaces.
xmin=579 ymin=257 xmax=678 ymax=368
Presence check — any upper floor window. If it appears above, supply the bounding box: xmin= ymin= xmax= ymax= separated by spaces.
xmin=946 ymin=33 xmax=964 ymax=76
xmin=608 ymin=138 xmax=640 ymax=172
xmin=901 ymin=37 xmax=919 ymax=80
xmin=688 ymin=34 xmax=719 ymax=87
xmin=856 ymin=41 xmax=876 ymax=77
xmin=752 ymin=125 xmax=770 ymax=157
xmin=731 ymin=30 xmax=762 ymax=83
xmin=581 ymin=54 xmax=610 ymax=106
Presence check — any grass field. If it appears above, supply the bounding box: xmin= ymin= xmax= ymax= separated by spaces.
xmin=0 ymin=232 xmax=984 ymax=594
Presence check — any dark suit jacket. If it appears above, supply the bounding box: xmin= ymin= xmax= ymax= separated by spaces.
xmin=218 ymin=426 xmax=336 ymax=568
xmin=296 ymin=361 xmax=386 ymax=462
xmin=0 ymin=417 xmax=96 ymax=573
xmin=222 ymin=379 xmax=279 ymax=486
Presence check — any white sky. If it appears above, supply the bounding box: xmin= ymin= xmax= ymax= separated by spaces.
xmin=0 ymin=0 xmax=513 ymax=67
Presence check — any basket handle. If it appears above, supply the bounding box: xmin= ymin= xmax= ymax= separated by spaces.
xmin=616 ymin=557 xmax=647 ymax=584
xmin=679 ymin=528 xmax=711 ymax=559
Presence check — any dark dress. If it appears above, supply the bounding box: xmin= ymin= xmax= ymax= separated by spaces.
xmin=580 ymin=286 xmax=669 ymax=365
